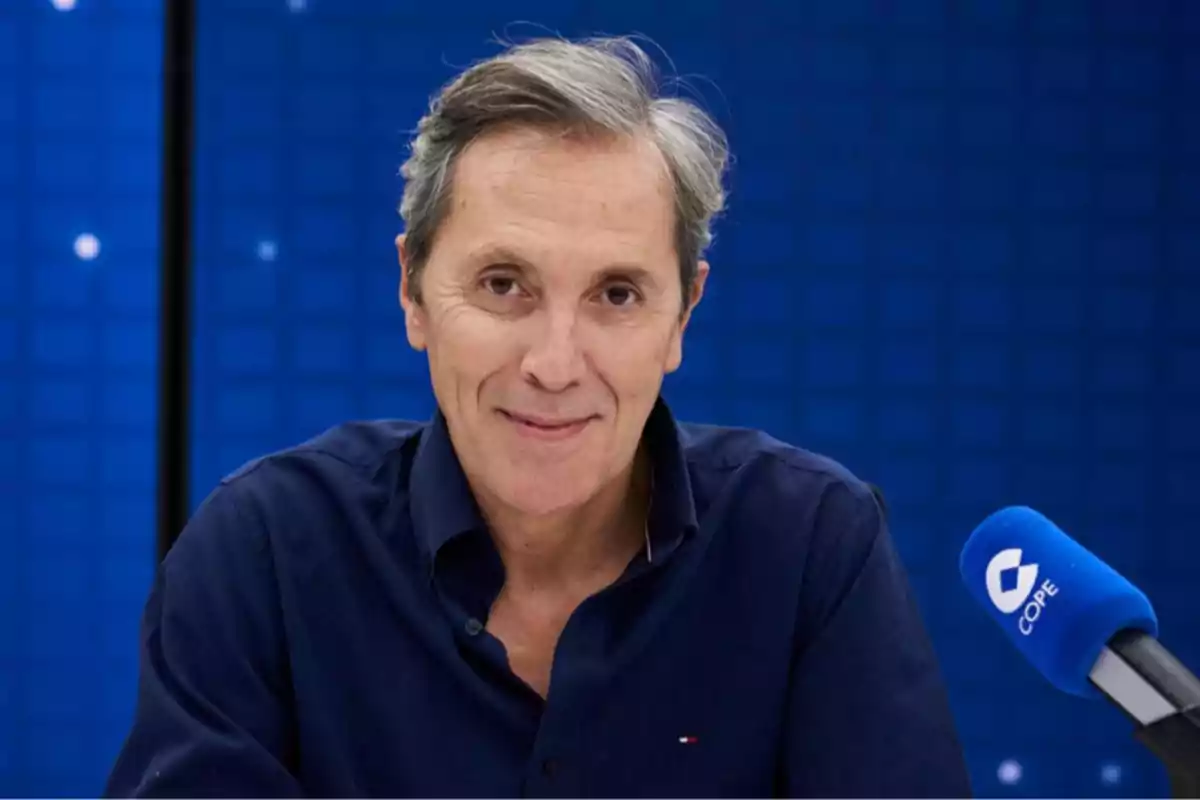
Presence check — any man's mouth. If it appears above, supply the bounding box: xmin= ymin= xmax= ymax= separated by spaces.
xmin=498 ymin=410 xmax=595 ymax=439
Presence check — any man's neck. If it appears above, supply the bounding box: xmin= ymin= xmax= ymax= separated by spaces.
xmin=479 ymin=451 xmax=652 ymax=593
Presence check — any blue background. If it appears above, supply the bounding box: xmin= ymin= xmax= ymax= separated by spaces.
xmin=4 ymin=0 xmax=1200 ymax=795
xmin=0 ymin=0 xmax=163 ymax=794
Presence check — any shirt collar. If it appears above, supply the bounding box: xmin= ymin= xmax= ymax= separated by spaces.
xmin=408 ymin=396 xmax=699 ymax=568
xmin=408 ymin=409 xmax=487 ymax=565
xmin=641 ymin=397 xmax=700 ymax=562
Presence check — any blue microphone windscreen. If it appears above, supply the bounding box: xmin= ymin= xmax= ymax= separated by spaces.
xmin=959 ymin=506 xmax=1158 ymax=697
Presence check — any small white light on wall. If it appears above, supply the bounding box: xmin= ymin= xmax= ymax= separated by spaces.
xmin=1100 ymin=763 xmax=1122 ymax=786
xmin=997 ymin=759 xmax=1023 ymax=786
xmin=50 ymin=0 xmax=77 ymax=10
xmin=257 ymin=240 xmax=278 ymax=262
xmin=288 ymin=0 xmax=307 ymax=11
xmin=74 ymin=233 xmax=100 ymax=261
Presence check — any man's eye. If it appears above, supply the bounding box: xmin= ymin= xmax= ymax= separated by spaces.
xmin=602 ymin=284 xmax=640 ymax=307
xmin=483 ymin=276 xmax=520 ymax=296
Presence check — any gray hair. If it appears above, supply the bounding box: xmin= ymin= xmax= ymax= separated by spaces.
xmin=398 ymin=35 xmax=730 ymax=311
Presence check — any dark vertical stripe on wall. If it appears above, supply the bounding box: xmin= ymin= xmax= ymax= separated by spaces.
xmin=156 ymin=0 xmax=196 ymax=560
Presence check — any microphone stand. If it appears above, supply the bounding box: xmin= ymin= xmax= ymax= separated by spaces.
xmin=1133 ymin=708 xmax=1200 ymax=798
xmin=1095 ymin=630 xmax=1200 ymax=798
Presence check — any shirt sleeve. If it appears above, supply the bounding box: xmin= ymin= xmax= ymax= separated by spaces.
xmin=105 ymin=481 xmax=304 ymax=798
xmin=777 ymin=479 xmax=973 ymax=798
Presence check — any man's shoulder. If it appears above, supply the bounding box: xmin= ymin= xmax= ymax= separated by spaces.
xmin=677 ymin=420 xmax=873 ymax=501
xmin=222 ymin=418 xmax=429 ymax=488
xmin=177 ymin=419 xmax=431 ymax=563
xmin=675 ymin=421 xmax=891 ymax=629
xmin=674 ymin=419 xmax=884 ymax=551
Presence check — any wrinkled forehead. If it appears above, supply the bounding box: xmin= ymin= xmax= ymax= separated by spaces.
xmin=439 ymin=126 xmax=678 ymax=263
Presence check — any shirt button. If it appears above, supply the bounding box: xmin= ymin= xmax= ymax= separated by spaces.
xmin=464 ymin=618 xmax=483 ymax=636
xmin=541 ymin=758 xmax=558 ymax=777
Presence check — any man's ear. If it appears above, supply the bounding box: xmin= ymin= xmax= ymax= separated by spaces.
xmin=665 ymin=261 xmax=709 ymax=373
xmin=396 ymin=233 xmax=427 ymax=352
xmin=680 ymin=260 xmax=708 ymax=334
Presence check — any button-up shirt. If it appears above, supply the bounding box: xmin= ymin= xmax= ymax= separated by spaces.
xmin=106 ymin=399 xmax=971 ymax=797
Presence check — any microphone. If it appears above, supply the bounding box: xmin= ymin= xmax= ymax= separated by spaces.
xmin=959 ymin=506 xmax=1200 ymax=796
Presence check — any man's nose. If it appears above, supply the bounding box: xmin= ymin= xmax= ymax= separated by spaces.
xmin=519 ymin=310 xmax=586 ymax=392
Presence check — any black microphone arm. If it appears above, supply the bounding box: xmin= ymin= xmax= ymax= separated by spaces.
xmin=1090 ymin=629 xmax=1200 ymax=798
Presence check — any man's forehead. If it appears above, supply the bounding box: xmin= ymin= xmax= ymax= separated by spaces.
xmin=452 ymin=126 xmax=673 ymax=206
xmin=433 ymin=128 xmax=678 ymax=270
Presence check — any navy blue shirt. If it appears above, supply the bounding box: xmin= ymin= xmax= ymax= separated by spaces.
xmin=107 ymin=400 xmax=970 ymax=797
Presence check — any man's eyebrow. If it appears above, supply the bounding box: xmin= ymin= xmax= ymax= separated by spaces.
xmin=467 ymin=245 xmax=663 ymax=289
xmin=466 ymin=245 xmax=536 ymax=270
xmin=596 ymin=265 xmax=660 ymax=289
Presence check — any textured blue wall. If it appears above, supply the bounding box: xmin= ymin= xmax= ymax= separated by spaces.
xmin=0 ymin=0 xmax=163 ymax=794
xmin=191 ymin=2 xmax=1199 ymax=796
xmin=3 ymin=0 xmax=1198 ymax=796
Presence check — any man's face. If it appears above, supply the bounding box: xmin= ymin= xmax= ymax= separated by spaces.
xmin=398 ymin=126 xmax=706 ymax=517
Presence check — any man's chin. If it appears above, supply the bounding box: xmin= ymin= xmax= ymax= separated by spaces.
xmin=490 ymin=472 xmax=601 ymax=517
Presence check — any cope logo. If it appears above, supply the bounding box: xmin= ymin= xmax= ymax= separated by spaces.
xmin=985 ymin=548 xmax=1058 ymax=636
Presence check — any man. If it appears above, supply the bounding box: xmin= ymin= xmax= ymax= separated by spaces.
xmin=108 ymin=36 xmax=971 ymax=797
